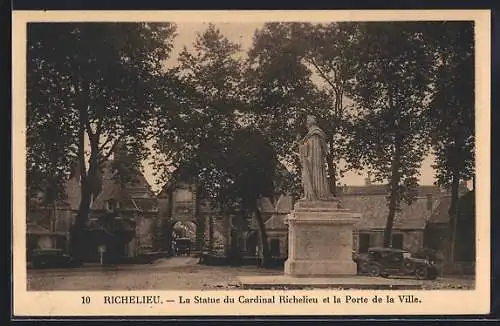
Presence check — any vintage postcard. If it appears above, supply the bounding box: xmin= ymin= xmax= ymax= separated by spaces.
xmin=12 ymin=10 xmax=491 ymax=317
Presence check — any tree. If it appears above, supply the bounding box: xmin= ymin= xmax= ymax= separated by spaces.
xmin=455 ymin=190 xmax=475 ymax=262
xmin=245 ymin=22 xmax=367 ymax=198
xmin=425 ymin=21 xmax=475 ymax=262
xmin=245 ymin=23 xmax=319 ymax=198
xmin=225 ymin=128 xmax=278 ymax=267
xmin=153 ymin=24 xmax=244 ymax=255
xmin=27 ymin=99 xmax=76 ymax=224
xmin=27 ymin=22 xmax=177 ymax=263
xmin=294 ymin=22 xmax=363 ymax=195
xmin=346 ymin=22 xmax=434 ymax=247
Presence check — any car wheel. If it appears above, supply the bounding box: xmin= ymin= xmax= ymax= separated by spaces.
xmin=415 ymin=267 xmax=429 ymax=280
xmin=403 ymin=261 xmax=414 ymax=274
xmin=358 ymin=261 xmax=369 ymax=274
xmin=369 ymin=264 xmax=381 ymax=277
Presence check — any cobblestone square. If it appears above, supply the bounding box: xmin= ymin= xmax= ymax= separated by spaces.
xmin=27 ymin=257 xmax=475 ymax=291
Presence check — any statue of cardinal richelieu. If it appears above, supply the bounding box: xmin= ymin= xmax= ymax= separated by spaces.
xmin=298 ymin=115 xmax=334 ymax=201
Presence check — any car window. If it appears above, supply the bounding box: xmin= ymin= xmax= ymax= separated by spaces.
xmin=390 ymin=253 xmax=403 ymax=262
xmin=380 ymin=251 xmax=391 ymax=258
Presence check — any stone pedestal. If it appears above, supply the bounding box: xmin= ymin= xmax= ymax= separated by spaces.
xmin=284 ymin=200 xmax=361 ymax=276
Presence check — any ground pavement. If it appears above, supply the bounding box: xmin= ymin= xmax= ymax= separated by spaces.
xmin=27 ymin=256 xmax=475 ymax=291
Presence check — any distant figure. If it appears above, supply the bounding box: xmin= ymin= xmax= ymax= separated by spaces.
xmin=298 ymin=115 xmax=333 ymax=201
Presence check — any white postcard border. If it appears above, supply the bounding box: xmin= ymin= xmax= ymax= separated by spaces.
xmin=12 ymin=9 xmax=491 ymax=316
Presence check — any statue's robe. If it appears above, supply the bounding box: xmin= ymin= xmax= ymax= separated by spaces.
xmin=299 ymin=126 xmax=331 ymax=201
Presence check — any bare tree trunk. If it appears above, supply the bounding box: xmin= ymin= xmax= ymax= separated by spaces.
xmin=70 ymin=110 xmax=91 ymax=265
xmin=194 ymin=184 xmax=204 ymax=257
xmin=326 ymin=149 xmax=337 ymax=196
xmin=208 ymin=215 xmax=214 ymax=253
xmin=253 ymin=201 xmax=271 ymax=267
xmin=162 ymin=221 xmax=172 ymax=256
xmin=51 ymin=201 xmax=57 ymax=248
xmin=71 ymin=182 xmax=92 ymax=265
xmin=449 ymin=170 xmax=460 ymax=264
xmin=166 ymin=190 xmax=174 ymax=256
xmin=223 ymin=212 xmax=231 ymax=258
xmin=51 ymin=201 xmax=57 ymax=232
xmin=383 ymin=135 xmax=402 ymax=248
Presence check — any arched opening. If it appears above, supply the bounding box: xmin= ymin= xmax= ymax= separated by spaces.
xmin=171 ymin=220 xmax=196 ymax=256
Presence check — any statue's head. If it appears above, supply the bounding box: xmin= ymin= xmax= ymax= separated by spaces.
xmin=306 ymin=115 xmax=317 ymax=128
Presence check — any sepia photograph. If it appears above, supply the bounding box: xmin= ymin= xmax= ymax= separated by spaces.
xmin=12 ymin=10 xmax=490 ymax=316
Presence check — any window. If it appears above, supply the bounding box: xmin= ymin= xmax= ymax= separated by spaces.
xmin=392 ymin=234 xmax=404 ymax=249
xmin=270 ymin=239 xmax=280 ymax=257
xmin=359 ymin=233 xmax=370 ymax=253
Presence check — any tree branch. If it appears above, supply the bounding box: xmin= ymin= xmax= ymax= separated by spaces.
xmin=145 ymin=131 xmax=159 ymax=142
xmin=101 ymin=134 xmax=126 ymax=163
xmin=98 ymin=133 xmax=114 ymax=153
xmin=78 ymin=115 xmax=88 ymax=182
xmin=308 ymin=57 xmax=338 ymax=92
xmin=95 ymin=115 xmax=106 ymax=141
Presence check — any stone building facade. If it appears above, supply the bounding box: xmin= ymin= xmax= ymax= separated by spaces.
xmin=27 ymin=147 xmax=160 ymax=263
xmin=340 ymin=185 xmax=444 ymax=254
xmin=83 ymin=159 xmax=159 ymax=262
xmin=251 ymin=182 xmax=471 ymax=268
xmin=140 ymin=164 xmax=472 ymax=273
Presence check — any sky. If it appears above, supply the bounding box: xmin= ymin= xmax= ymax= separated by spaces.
xmin=141 ymin=22 xmax=439 ymax=193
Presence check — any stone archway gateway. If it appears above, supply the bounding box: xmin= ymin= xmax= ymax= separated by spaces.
xmin=171 ymin=220 xmax=197 ymax=256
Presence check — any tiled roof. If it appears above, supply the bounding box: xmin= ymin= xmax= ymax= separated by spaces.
xmin=132 ymin=198 xmax=158 ymax=211
xmin=264 ymin=213 xmax=287 ymax=230
xmin=427 ymin=194 xmax=463 ymax=224
xmin=84 ymin=216 xmax=136 ymax=235
xmin=340 ymin=185 xmax=390 ymax=196
xmin=340 ymin=195 xmax=439 ymax=230
xmin=339 ymin=183 xmax=470 ymax=197
xmin=158 ymin=167 xmax=195 ymax=196
xmin=338 ymin=184 xmax=445 ymax=197
xmin=257 ymin=197 xmax=275 ymax=213
xmin=91 ymin=160 xmax=158 ymax=212
xmin=54 ymin=159 xmax=158 ymax=213
xmin=275 ymin=195 xmax=293 ymax=213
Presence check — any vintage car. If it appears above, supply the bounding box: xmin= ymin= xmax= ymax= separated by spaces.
xmin=31 ymin=248 xmax=76 ymax=269
xmin=354 ymin=247 xmax=438 ymax=280
xmin=173 ymin=237 xmax=192 ymax=256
